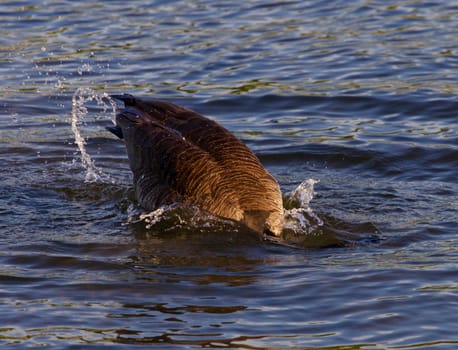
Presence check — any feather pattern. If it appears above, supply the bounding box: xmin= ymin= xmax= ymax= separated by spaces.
xmin=108 ymin=94 xmax=284 ymax=235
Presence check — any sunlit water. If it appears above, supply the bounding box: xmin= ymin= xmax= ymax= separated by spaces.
xmin=1 ymin=1 xmax=457 ymax=349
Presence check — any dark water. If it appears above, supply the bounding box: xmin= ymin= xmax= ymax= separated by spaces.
xmin=1 ymin=0 xmax=457 ymax=348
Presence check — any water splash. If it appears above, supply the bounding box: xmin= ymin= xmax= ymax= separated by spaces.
xmin=288 ymin=178 xmax=318 ymax=207
xmin=71 ymin=87 xmax=117 ymax=182
xmin=283 ymin=179 xmax=323 ymax=234
xmin=126 ymin=204 xmax=180 ymax=229
xmin=125 ymin=179 xmax=323 ymax=239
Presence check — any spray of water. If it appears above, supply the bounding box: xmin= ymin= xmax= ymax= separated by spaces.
xmin=283 ymin=179 xmax=323 ymax=234
xmin=71 ymin=87 xmax=117 ymax=182
xmin=126 ymin=204 xmax=177 ymax=229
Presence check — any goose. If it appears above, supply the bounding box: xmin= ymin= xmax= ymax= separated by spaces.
xmin=107 ymin=94 xmax=284 ymax=236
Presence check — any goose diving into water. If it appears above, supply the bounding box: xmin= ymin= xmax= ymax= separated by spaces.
xmin=107 ymin=94 xmax=284 ymax=236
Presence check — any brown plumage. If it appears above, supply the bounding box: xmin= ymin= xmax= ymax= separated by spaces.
xmin=107 ymin=94 xmax=284 ymax=236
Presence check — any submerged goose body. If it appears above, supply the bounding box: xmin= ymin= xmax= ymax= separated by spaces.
xmin=108 ymin=94 xmax=284 ymax=236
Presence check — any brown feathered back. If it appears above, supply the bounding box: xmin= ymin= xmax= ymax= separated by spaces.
xmin=109 ymin=94 xmax=284 ymax=235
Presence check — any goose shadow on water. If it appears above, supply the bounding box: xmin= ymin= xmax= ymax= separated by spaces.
xmin=103 ymin=93 xmax=379 ymax=250
xmin=124 ymin=202 xmax=380 ymax=252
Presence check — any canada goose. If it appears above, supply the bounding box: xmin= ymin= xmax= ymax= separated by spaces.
xmin=107 ymin=94 xmax=284 ymax=236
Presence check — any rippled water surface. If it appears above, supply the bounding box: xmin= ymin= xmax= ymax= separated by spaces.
xmin=1 ymin=1 xmax=457 ymax=349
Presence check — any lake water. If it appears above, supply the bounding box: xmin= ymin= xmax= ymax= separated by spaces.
xmin=1 ymin=0 xmax=457 ymax=349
